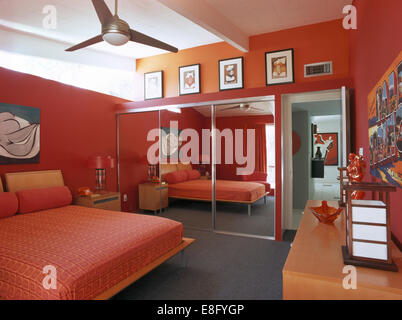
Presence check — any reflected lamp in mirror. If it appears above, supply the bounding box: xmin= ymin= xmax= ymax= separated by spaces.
xmin=87 ymin=155 xmax=115 ymax=193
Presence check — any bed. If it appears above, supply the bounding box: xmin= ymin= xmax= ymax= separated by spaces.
xmin=161 ymin=164 xmax=267 ymax=216
xmin=0 ymin=170 xmax=194 ymax=300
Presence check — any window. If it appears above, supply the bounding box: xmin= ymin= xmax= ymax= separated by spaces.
xmin=0 ymin=50 xmax=135 ymax=101
xmin=266 ymin=124 xmax=275 ymax=188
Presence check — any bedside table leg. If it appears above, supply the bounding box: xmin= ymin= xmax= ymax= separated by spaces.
xmin=248 ymin=204 xmax=251 ymax=216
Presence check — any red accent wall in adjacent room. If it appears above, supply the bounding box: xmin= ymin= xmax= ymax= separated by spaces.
xmin=0 ymin=67 xmax=126 ymax=195
xmin=349 ymin=0 xmax=402 ymax=245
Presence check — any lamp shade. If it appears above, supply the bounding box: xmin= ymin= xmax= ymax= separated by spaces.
xmin=87 ymin=156 xmax=115 ymax=169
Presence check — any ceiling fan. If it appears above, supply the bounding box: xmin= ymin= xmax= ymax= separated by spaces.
xmin=222 ymin=104 xmax=264 ymax=112
xmin=66 ymin=0 xmax=178 ymax=53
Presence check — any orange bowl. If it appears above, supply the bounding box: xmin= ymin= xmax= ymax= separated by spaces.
xmin=310 ymin=201 xmax=343 ymax=224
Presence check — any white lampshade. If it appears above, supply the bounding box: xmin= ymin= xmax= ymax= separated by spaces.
xmin=102 ymin=32 xmax=129 ymax=46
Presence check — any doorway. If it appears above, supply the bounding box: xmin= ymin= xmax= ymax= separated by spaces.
xmin=281 ymin=88 xmax=351 ymax=232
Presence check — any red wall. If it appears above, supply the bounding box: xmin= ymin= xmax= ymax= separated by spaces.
xmin=349 ymin=0 xmax=402 ymax=244
xmin=0 ymin=67 xmax=125 ymax=195
xmin=215 ymin=115 xmax=274 ymax=180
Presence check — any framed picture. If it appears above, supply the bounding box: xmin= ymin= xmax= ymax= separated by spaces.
xmin=0 ymin=103 xmax=40 ymax=165
xmin=265 ymin=49 xmax=294 ymax=86
xmin=313 ymin=132 xmax=339 ymax=166
xmin=219 ymin=57 xmax=244 ymax=91
xmin=179 ymin=64 xmax=200 ymax=95
xmin=144 ymin=71 xmax=163 ymax=100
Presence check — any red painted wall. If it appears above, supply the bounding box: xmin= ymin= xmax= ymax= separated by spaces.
xmin=0 ymin=67 xmax=126 ymax=195
xmin=349 ymin=0 xmax=402 ymax=244
xmin=215 ymin=115 xmax=274 ymax=180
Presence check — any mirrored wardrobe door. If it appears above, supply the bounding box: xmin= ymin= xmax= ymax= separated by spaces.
xmin=157 ymin=106 xmax=213 ymax=230
xmin=118 ymin=111 xmax=161 ymax=214
xmin=213 ymin=103 xmax=275 ymax=238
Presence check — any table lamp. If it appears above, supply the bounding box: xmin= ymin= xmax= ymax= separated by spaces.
xmin=87 ymin=155 xmax=115 ymax=193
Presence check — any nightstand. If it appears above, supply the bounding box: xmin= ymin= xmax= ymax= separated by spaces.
xmin=74 ymin=192 xmax=121 ymax=211
xmin=139 ymin=182 xmax=168 ymax=214
xmin=200 ymin=175 xmax=211 ymax=180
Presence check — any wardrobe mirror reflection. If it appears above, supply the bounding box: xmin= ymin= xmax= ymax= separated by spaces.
xmin=118 ymin=98 xmax=276 ymax=239
xmin=157 ymin=106 xmax=213 ymax=230
xmin=213 ymin=102 xmax=275 ymax=237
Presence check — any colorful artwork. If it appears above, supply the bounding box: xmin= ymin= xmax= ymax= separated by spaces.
xmin=0 ymin=103 xmax=40 ymax=164
xmin=313 ymin=132 xmax=339 ymax=166
xmin=367 ymin=51 xmax=402 ymax=188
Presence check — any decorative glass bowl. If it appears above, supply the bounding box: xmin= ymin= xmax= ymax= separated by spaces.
xmin=310 ymin=201 xmax=343 ymax=224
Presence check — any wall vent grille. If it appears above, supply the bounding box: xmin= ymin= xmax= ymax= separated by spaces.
xmin=304 ymin=61 xmax=333 ymax=77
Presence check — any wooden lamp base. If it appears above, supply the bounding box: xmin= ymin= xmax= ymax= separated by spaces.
xmin=342 ymin=246 xmax=398 ymax=272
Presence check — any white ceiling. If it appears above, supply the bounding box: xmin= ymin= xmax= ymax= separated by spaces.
xmin=0 ymin=0 xmax=352 ymax=61
xmin=204 ymin=0 xmax=353 ymax=36
xmin=0 ymin=0 xmax=221 ymax=59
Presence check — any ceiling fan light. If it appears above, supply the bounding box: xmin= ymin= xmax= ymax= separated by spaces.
xmin=102 ymin=32 xmax=130 ymax=46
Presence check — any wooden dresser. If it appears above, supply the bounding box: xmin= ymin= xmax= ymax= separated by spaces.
xmin=74 ymin=192 xmax=121 ymax=211
xmin=283 ymin=200 xmax=402 ymax=300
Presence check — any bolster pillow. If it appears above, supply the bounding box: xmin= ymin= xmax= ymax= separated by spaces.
xmin=17 ymin=186 xmax=72 ymax=214
xmin=164 ymin=170 xmax=188 ymax=184
xmin=0 ymin=193 xmax=19 ymax=218
xmin=186 ymin=170 xmax=201 ymax=180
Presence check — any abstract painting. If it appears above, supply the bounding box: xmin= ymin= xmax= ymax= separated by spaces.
xmin=0 ymin=103 xmax=40 ymax=164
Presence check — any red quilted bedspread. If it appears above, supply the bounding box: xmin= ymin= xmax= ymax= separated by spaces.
xmin=0 ymin=206 xmax=183 ymax=300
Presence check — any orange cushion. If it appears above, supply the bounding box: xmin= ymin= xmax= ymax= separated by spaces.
xmin=164 ymin=170 xmax=188 ymax=184
xmin=186 ymin=170 xmax=201 ymax=180
xmin=0 ymin=193 xmax=18 ymax=218
xmin=17 ymin=186 xmax=72 ymax=214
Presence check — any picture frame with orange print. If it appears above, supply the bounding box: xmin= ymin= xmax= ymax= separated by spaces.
xmin=265 ymin=48 xmax=294 ymax=86
xmin=179 ymin=64 xmax=200 ymax=96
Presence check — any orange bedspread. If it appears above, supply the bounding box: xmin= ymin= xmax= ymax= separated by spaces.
xmin=0 ymin=206 xmax=183 ymax=300
xmin=168 ymin=179 xmax=265 ymax=202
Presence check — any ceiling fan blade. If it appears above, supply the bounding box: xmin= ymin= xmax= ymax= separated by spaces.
xmin=91 ymin=0 xmax=114 ymax=25
xmin=222 ymin=105 xmax=240 ymax=111
xmin=250 ymin=107 xmax=265 ymax=112
xmin=130 ymin=29 xmax=178 ymax=53
xmin=65 ymin=34 xmax=104 ymax=52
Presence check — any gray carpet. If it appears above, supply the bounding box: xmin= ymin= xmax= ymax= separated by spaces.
xmin=156 ymin=196 xmax=275 ymax=237
xmin=113 ymin=228 xmax=292 ymax=300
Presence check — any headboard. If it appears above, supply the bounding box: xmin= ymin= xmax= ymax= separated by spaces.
xmin=160 ymin=163 xmax=192 ymax=177
xmin=5 ymin=170 xmax=65 ymax=192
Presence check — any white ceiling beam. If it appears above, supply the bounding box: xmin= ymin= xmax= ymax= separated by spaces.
xmin=155 ymin=0 xmax=249 ymax=52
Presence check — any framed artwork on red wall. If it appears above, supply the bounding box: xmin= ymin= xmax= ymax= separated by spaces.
xmin=313 ymin=132 xmax=339 ymax=166
xmin=0 ymin=103 xmax=40 ymax=165
xmin=367 ymin=51 xmax=402 ymax=188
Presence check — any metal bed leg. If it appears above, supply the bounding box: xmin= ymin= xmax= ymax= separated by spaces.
xmin=180 ymin=249 xmax=187 ymax=268
xmin=264 ymin=195 xmax=267 ymax=205
xmin=248 ymin=204 xmax=251 ymax=216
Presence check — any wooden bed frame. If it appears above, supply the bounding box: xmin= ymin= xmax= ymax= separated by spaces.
xmin=161 ymin=164 xmax=268 ymax=216
xmin=1 ymin=170 xmax=194 ymax=300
